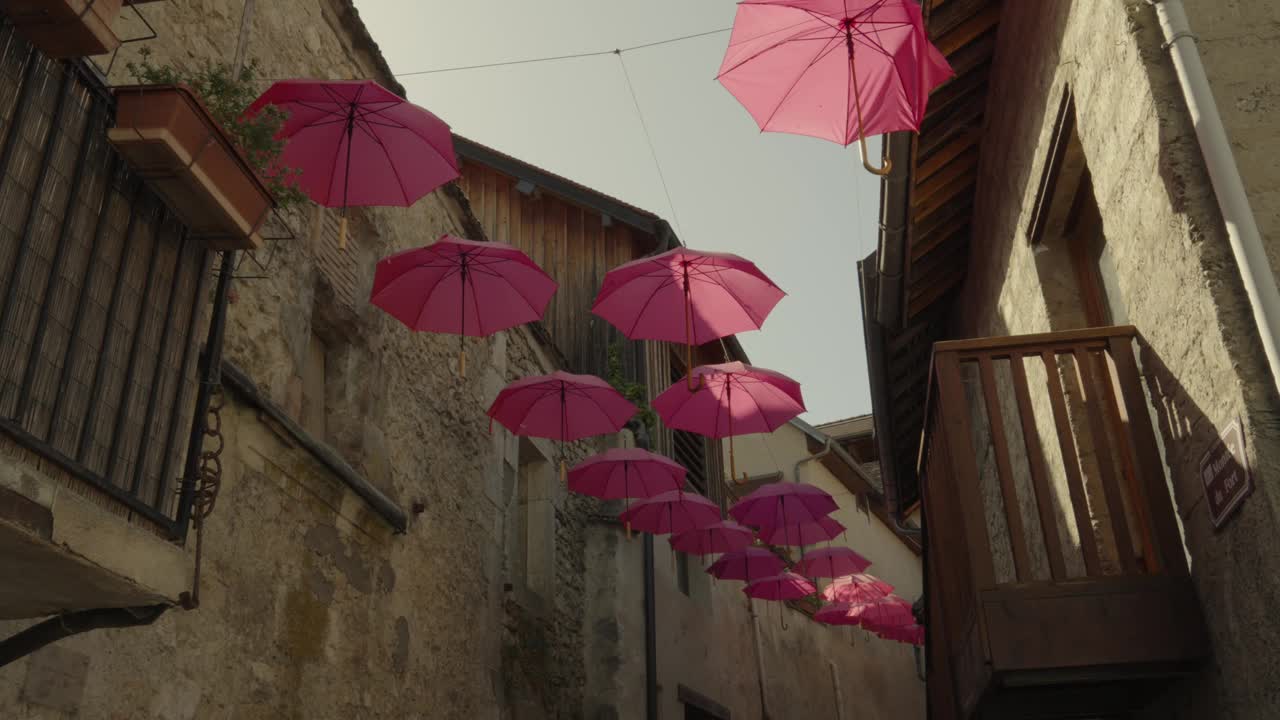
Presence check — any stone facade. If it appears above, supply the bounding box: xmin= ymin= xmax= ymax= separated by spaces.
xmin=954 ymin=0 xmax=1280 ymax=716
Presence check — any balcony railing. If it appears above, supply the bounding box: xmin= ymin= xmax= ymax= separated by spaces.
xmin=919 ymin=326 xmax=1207 ymax=719
xmin=0 ymin=27 xmax=208 ymax=538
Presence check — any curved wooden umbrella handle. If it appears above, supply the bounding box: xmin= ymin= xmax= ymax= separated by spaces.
xmin=849 ymin=38 xmax=893 ymax=178
xmin=858 ymin=134 xmax=893 ymax=177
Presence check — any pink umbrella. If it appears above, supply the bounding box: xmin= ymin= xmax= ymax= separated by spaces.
xmin=717 ymin=0 xmax=953 ymax=175
xmin=793 ymin=547 xmax=872 ymax=579
xmin=592 ymin=248 xmax=784 ymax=390
xmin=744 ymin=572 xmax=815 ymax=601
xmin=707 ymin=547 xmax=787 ymax=582
xmin=822 ymin=573 xmax=894 ymax=603
xmin=653 ymin=362 xmax=804 ymax=482
xmin=850 ymin=596 xmax=915 ymax=631
xmin=728 ymin=483 xmax=837 ymax=535
xmin=757 ymin=516 xmax=845 ymax=546
xmin=814 ymin=601 xmax=863 ymax=626
xmin=569 ymin=449 xmax=687 ymax=537
xmin=370 ymin=236 xmax=556 ymax=374
xmin=669 ymin=520 xmax=754 ymax=557
xmin=487 ymin=371 xmax=636 ymax=479
xmin=619 ymin=490 xmax=721 ymax=535
xmin=877 ymin=624 xmax=925 ymax=646
xmin=249 ymin=79 xmax=459 ymax=245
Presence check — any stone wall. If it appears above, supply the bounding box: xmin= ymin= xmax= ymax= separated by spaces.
xmin=0 ymin=1 xmax=605 ymax=717
xmin=956 ymin=0 xmax=1280 ymax=716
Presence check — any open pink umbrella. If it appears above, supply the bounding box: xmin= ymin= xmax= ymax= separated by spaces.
xmin=487 ymin=371 xmax=636 ymax=479
xmin=877 ymin=624 xmax=925 ymax=646
xmin=249 ymin=79 xmax=459 ymax=245
xmin=757 ymin=516 xmax=845 ymax=546
xmin=569 ymin=448 xmax=686 ymax=537
xmin=822 ymin=573 xmax=894 ymax=603
xmin=619 ymin=490 xmax=721 ymax=535
xmin=793 ymin=547 xmax=872 ymax=579
xmin=744 ymin=572 xmax=815 ymax=601
xmin=851 ymin=596 xmax=915 ymax=631
xmin=717 ymin=0 xmax=953 ymax=175
xmin=729 ymin=483 xmax=837 ymax=535
xmin=592 ymin=248 xmax=784 ymax=390
xmin=707 ymin=546 xmax=787 ymax=582
xmin=815 ymin=601 xmax=863 ymax=626
xmin=669 ymin=520 xmax=754 ymax=557
xmin=653 ymin=363 xmax=804 ymax=482
xmin=371 ymin=236 xmax=556 ymax=374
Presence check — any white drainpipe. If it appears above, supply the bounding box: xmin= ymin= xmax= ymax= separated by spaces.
xmin=1148 ymin=0 xmax=1280 ymax=399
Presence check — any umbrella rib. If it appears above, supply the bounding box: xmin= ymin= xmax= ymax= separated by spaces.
xmin=757 ymin=33 xmax=846 ymax=134
xmin=407 ymin=264 xmax=463 ymax=330
xmin=697 ymin=270 xmax=769 ymax=328
xmin=354 ymin=116 xmax=414 ymax=206
xmin=465 ymin=262 xmax=486 ymax=336
xmin=717 ymin=15 xmax=833 ymax=78
xmin=624 ymin=275 xmax=679 ymax=338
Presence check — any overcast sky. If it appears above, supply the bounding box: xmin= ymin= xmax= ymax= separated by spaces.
xmin=353 ymin=0 xmax=882 ymax=424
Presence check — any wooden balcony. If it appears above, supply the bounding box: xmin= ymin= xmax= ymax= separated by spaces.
xmin=919 ymin=327 xmax=1208 ymax=719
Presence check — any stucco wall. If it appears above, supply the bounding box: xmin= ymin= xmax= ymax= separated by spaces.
xmin=956 ymin=0 xmax=1280 ymax=716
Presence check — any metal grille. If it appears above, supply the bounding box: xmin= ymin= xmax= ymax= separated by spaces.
xmin=0 ymin=28 xmax=209 ymax=537
xmin=669 ymin=351 xmax=709 ymax=496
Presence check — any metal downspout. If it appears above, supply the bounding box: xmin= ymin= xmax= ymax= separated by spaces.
xmin=628 ymin=418 xmax=659 ymax=720
xmin=793 ymin=437 xmax=834 ymax=484
xmin=1149 ymin=0 xmax=1280 ymax=401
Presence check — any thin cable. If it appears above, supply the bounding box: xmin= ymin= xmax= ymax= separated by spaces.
xmin=395 ymin=27 xmax=730 ymax=78
xmin=617 ymin=52 xmax=683 ymax=235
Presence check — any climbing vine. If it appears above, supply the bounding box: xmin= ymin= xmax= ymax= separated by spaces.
xmin=606 ymin=341 xmax=656 ymax=435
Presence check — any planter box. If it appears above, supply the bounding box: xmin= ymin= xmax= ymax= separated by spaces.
xmin=2 ymin=0 xmax=122 ymax=58
xmin=108 ymin=85 xmax=273 ymax=251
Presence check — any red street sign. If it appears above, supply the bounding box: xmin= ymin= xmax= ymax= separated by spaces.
xmin=1200 ymin=420 xmax=1252 ymax=529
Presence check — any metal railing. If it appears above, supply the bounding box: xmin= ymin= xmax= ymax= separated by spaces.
xmin=0 ymin=26 xmax=208 ymax=538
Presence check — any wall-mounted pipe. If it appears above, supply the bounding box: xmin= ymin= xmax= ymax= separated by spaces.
xmin=1148 ymin=0 xmax=1280 ymax=402
xmin=627 ymin=418 xmax=659 ymax=720
xmin=793 ymin=437 xmax=834 ymax=484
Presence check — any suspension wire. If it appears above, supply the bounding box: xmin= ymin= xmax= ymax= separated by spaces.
xmin=617 ymin=51 xmax=683 ymax=236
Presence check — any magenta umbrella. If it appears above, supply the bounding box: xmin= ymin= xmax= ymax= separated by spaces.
xmin=729 ymin=483 xmax=837 ymax=535
xmin=248 ymin=79 xmax=459 ymax=245
xmin=757 ymin=516 xmax=845 ymax=546
xmin=717 ymin=0 xmax=953 ymax=175
xmin=592 ymin=248 xmax=784 ymax=390
xmin=619 ymin=490 xmax=721 ymax=535
xmin=793 ymin=547 xmax=871 ymax=579
xmin=370 ymin=236 xmax=556 ymax=374
xmin=744 ymin=572 xmax=815 ymax=601
xmin=653 ymin=362 xmax=804 ymax=482
xmin=822 ymin=573 xmax=894 ymax=603
xmin=669 ymin=520 xmax=754 ymax=557
xmin=487 ymin=371 xmax=636 ymax=479
xmin=569 ymin=449 xmax=686 ymax=537
xmin=851 ymin=596 xmax=915 ymax=631
xmin=707 ymin=546 xmax=787 ymax=583
xmin=815 ymin=601 xmax=863 ymax=626
xmin=877 ymin=624 xmax=925 ymax=646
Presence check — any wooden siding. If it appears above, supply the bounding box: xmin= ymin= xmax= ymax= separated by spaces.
xmin=459 ymin=160 xmax=649 ymax=379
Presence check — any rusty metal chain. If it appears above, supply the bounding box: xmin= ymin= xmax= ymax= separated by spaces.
xmin=179 ymin=385 xmax=225 ymax=610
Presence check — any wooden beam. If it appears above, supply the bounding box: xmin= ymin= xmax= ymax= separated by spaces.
xmin=935 ymin=3 xmax=1003 ymax=57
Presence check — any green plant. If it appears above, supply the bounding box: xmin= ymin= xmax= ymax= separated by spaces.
xmin=127 ymin=49 xmax=306 ymax=208
xmin=606 ymin=341 xmax=656 ymax=434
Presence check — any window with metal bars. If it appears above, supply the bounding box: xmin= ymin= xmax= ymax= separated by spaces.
xmin=0 ymin=31 xmax=208 ymax=538
xmin=669 ymin=349 xmax=709 ymax=496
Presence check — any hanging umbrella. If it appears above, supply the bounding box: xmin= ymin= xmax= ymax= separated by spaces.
xmin=669 ymin=520 xmax=754 ymax=557
xmin=793 ymin=547 xmax=872 ymax=578
xmin=729 ymin=482 xmax=837 ymax=530
xmin=653 ymin=362 xmax=804 ymax=482
xmin=569 ymin=448 xmax=687 ymax=537
xmin=877 ymin=624 xmax=925 ymax=646
xmin=707 ymin=546 xmax=787 ymax=582
xmin=248 ymin=79 xmax=459 ymax=246
xmin=370 ymin=236 xmax=557 ymax=375
xmin=850 ymin=596 xmax=916 ymax=631
xmin=744 ymin=572 xmax=815 ymax=601
xmin=757 ymin=516 xmax=845 ymax=546
xmin=487 ymin=371 xmax=637 ymax=480
xmin=814 ymin=601 xmax=863 ymax=626
xmin=717 ymin=0 xmax=953 ymax=175
xmin=822 ymin=573 xmax=894 ymax=602
xmin=592 ymin=248 xmax=784 ymax=389
xmin=619 ymin=490 xmax=722 ymax=535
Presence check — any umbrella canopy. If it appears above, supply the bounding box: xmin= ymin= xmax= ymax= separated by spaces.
xmin=568 ymin=448 xmax=686 ymax=500
xmin=370 ymin=236 xmax=557 ymax=374
xmin=717 ymin=0 xmax=953 ymax=174
xmin=249 ymin=80 xmax=458 ymax=215
xmin=814 ymin=601 xmax=863 ymax=626
xmin=729 ymin=483 xmax=837 ymax=528
xmin=743 ymin=572 xmax=816 ymax=601
xmin=592 ymin=248 xmax=784 ymax=389
xmin=877 ymin=624 xmax=925 ymax=646
xmin=487 ymin=371 xmax=636 ymax=441
xmin=851 ymin=596 xmax=916 ymax=630
xmin=669 ymin=520 xmax=754 ymax=557
xmin=757 ymin=516 xmax=845 ymax=546
xmin=619 ymin=490 xmax=722 ymax=535
xmin=822 ymin=573 xmax=895 ymax=602
xmin=707 ymin=547 xmax=787 ymax=582
xmin=653 ymin=362 xmax=804 ymax=482
xmin=793 ymin=547 xmax=872 ymax=579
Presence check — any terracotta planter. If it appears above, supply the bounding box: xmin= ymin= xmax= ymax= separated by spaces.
xmin=2 ymin=0 xmax=123 ymax=58
xmin=108 ymin=85 xmax=274 ymax=251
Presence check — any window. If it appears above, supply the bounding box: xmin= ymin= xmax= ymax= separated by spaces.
xmin=669 ymin=349 xmax=710 ymax=495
